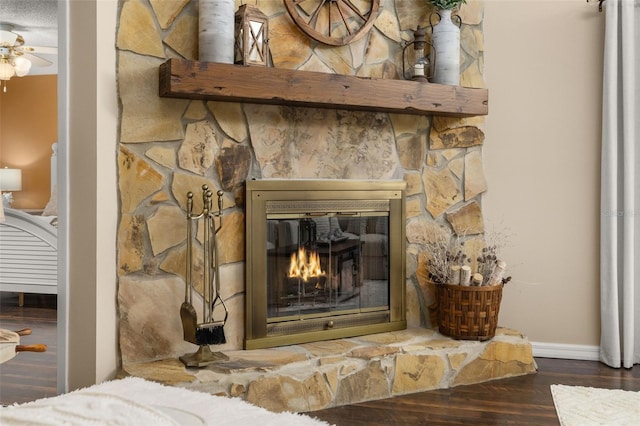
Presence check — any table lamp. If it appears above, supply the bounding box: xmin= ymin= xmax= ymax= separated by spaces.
xmin=0 ymin=167 xmax=22 ymax=208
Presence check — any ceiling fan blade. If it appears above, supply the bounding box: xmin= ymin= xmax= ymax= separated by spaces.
xmin=0 ymin=29 xmax=18 ymax=47
xmin=19 ymin=45 xmax=58 ymax=55
xmin=22 ymin=52 xmax=53 ymax=67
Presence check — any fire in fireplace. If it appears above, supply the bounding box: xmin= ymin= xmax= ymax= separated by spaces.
xmin=245 ymin=180 xmax=406 ymax=349
xmin=288 ymin=246 xmax=325 ymax=283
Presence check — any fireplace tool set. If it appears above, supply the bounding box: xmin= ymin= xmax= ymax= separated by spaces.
xmin=179 ymin=185 xmax=229 ymax=367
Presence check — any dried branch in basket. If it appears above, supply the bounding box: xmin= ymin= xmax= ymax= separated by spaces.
xmin=424 ymin=225 xmax=511 ymax=286
xmin=424 ymin=225 xmax=472 ymax=285
xmin=476 ymin=228 xmax=511 ymax=286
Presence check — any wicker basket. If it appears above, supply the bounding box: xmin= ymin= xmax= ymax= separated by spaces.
xmin=435 ymin=283 xmax=503 ymax=341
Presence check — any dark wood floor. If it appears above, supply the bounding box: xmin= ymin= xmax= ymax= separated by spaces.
xmin=1 ymin=292 xmax=639 ymax=426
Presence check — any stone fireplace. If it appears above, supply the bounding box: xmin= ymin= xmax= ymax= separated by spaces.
xmin=114 ymin=0 xmax=536 ymax=412
xmin=245 ymin=179 xmax=406 ymax=349
xmin=116 ymin=0 xmax=492 ymax=365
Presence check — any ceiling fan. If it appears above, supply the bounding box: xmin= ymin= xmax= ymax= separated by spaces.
xmin=0 ymin=23 xmax=57 ymax=92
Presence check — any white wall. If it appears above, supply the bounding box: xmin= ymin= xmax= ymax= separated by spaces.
xmin=95 ymin=0 xmax=119 ymax=384
xmin=61 ymin=0 xmax=118 ymax=391
xmin=483 ymin=0 xmax=604 ymax=347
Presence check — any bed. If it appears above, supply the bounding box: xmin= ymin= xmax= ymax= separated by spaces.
xmin=0 ymin=208 xmax=57 ymax=298
xmin=0 ymin=144 xmax=58 ymax=301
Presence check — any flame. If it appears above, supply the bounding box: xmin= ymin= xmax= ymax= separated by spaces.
xmin=288 ymin=247 xmax=326 ymax=281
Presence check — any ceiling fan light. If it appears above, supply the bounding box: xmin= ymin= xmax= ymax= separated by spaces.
xmin=14 ymin=57 xmax=31 ymax=76
xmin=0 ymin=60 xmax=15 ymax=80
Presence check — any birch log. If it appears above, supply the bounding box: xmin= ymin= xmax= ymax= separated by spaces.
xmin=488 ymin=260 xmax=507 ymax=286
xmin=472 ymin=273 xmax=483 ymax=286
xmin=199 ymin=0 xmax=235 ymax=63
xmin=460 ymin=265 xmax=471 ymax=286
xmin=450 ymin=265 xmax=461 ymax=285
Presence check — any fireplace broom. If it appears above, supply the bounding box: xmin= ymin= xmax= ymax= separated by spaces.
xmin=195 ymin=203 xmax=227 ymax=345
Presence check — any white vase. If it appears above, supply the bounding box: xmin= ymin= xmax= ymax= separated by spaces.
xmin=430 ymin=9 xmax=460 ymax=86
xmin=199 ymin=0 xmax=235 ymax=63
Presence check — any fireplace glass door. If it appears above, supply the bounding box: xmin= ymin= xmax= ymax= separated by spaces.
xmin=266 ymin=213 xmax=390 ymax=323
xmin=245 ymin=180 xmax=406 ymax=349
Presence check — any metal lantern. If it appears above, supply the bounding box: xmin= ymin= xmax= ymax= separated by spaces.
xmin=234 ymin=4 xmax=269 ymax=67
xmin=402 ymin=26 xmax=434 ymax=82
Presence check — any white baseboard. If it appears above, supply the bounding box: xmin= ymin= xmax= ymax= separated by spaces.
xmin=531 ymin=341 xmax=600 ymax=361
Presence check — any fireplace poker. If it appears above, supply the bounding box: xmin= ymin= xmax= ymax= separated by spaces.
xmin=209 ymin=190 xmax=228 ymax=342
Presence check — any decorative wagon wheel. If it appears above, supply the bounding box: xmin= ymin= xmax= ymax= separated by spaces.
xmin=283 ymin=0 xmax=380 ymax=46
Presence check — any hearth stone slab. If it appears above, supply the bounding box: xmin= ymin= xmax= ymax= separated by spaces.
xmin=120 ymin=327 xmax=537 ymax=413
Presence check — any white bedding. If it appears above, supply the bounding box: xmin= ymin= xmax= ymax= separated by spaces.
xmin=0 ymin=377 xmax=331 ymax=426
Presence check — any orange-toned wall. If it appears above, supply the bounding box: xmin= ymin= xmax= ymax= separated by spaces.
xmin=0 ymin=75 xmax=58 ymax=209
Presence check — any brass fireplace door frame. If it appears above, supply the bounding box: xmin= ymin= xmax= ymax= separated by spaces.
xmin=245 ymin=179 xmax=406 ymax=350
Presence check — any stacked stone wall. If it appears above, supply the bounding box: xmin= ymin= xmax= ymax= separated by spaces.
xmin=116 ymin=0 xmax=487 ymax=364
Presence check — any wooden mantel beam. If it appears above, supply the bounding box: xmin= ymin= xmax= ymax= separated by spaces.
xmin=159 ymin=59 xmax=488 ymax=117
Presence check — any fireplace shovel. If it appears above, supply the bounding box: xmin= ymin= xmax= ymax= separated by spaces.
xmin=180 ymin=192 xmax=198 ymax=344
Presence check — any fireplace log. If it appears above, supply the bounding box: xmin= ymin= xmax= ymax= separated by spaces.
xmin=450 ymin=265 xmax=461 ymax=285
xmin=460 ymin=266 xmax=472 ymax=286
xmin=488 ymin=260 xmax=507 ymax=286
xmin=472 ymin=273 xmax=483 ymax=286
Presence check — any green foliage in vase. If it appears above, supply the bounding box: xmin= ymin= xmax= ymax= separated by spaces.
xmin=427 ymin=0 xmax=467 ymax=10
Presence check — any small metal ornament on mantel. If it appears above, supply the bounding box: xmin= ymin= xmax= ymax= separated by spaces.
xmin=234 ymin=4 xmax=270 ymax=67
xmin=283 ymin=0 xmax=380 ymax=46
xmin=402 ymin=26 xmax=435 ymax=82
xmin=179 ymin=185 xmax=229 ymax=368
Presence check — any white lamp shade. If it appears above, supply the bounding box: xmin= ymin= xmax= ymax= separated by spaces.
xmin=0 ymin=168 xmax=22 ymax=191
xmin=14 ymin=57 xmax=31 ymax=77
xmin=0 ymin=60 xmax=15 ymax=81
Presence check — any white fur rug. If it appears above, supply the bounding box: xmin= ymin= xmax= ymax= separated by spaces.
xmin=0 ymin=377 xmax=331 ymax=426
xmin=551 ymin=384 xmax=640 ymax=426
